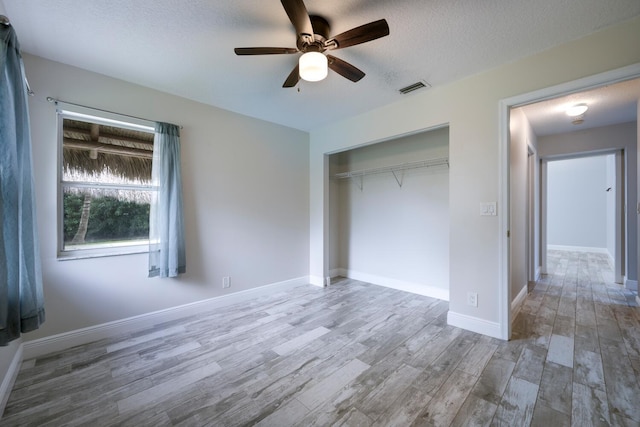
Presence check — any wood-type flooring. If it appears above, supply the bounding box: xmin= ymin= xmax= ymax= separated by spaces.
xmin=2 ymin=250 xmax=639 ymax=426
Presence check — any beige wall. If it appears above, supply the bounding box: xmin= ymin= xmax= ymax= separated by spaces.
xmin=309 ymin=17 xmax=640 ymax=337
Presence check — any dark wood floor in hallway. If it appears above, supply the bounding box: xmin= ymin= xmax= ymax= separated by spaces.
xmin=2 ymin=249 xmax=639 ymax=426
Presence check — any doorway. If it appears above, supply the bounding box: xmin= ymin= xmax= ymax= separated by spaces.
xmin=545 ymin=153 xmax=622 ymax=283
xmin=500 ymin=63 xmax=640 ymax=339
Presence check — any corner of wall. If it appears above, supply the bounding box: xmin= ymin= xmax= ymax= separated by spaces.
xmin=511 ymin=285 xmax=528 ymax=319
xmin=447 ymin=310 xmax=504 ymax=340
xmin=0 ymin=341 xmax=23 ymax=419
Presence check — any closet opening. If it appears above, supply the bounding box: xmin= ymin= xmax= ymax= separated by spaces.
xmin=327 ymin=126 xmax=450 ymax=300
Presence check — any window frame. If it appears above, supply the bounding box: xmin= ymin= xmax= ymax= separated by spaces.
xmin=56 ymin=107 xmax=156 ymax=260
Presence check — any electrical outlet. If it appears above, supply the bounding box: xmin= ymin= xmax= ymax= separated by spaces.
xmin=222 ymin=276 xmax=230 ymax=288
xmin=467 ymin=292 xmax=478 ymax=307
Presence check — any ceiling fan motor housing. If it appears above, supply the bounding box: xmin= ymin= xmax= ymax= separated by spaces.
xmin=297 ymin=15 xmax=331 ymax=52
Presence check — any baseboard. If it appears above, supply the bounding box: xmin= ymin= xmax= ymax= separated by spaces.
xmin=606 ymin=251 xmax=615 ymax=270
xmin=511 ymin=285 xmax=528 ymax=318
xmin=447 ymin=311 xmax=503 ymax=340
xmin=309 ymin=275 xmax=326 ymax=287
xmin=328 ymin=268 xmax=343 ymax=278
xmin=547 ymin=245 xmax=609 ymax=254
xmin=0 ymin=342 xmax=23 ymax=419
xmin=535 ymin=266 xmax=542 ymax=281
xmin=338 ymin=269 xmax=449 ymax=301
xmin=23 ymin=276 xmax=310 ymax=360
xmin=624 ymin=277 xmax=638 ymax=292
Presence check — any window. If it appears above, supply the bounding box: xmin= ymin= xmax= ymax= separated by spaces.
xmin=57 ymin=109 xmax=155 ymax=259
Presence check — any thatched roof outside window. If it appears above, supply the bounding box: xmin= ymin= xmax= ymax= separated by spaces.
xmin=62 ymin=118 xmax=154 ymax=184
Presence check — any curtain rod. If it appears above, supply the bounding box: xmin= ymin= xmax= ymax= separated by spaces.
xmin=1 ymin=15 xmax=35 ymax=96
xmin=24 ymin=77 xmax=34 ymax=96
xmin=46 ymin=96 xmax=183 ymax=129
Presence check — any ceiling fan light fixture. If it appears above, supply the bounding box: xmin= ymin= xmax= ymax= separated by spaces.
xmin=566 ymin=103 xmax=588 ymax=117
xmin=299 ymin=52 xmax=328 ymax=82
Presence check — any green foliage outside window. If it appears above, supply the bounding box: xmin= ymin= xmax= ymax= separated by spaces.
xmin=63 ymin=193 xmax=150 ymax=244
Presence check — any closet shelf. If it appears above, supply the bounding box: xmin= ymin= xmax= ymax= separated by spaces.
xmin=333 ymin=157 xmax=448 ymax=189
xmin=333 ymin=157 xmax=448 ymax=179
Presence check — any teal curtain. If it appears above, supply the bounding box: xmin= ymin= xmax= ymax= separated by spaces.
xmin=148 ymin=122 xmax=186 ymax=278
xmin=0 ymin=24 xmax=45 ymax=345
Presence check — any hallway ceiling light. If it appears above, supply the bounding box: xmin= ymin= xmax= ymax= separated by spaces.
xmin=566 ymin=103 xmax=588 ymax=117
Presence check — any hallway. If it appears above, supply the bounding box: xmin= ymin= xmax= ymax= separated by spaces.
xmin=512 ymin=249 xmax=640 ymax=425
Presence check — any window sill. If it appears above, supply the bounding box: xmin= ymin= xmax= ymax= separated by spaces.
xmin=57 ymin=243 xmax=149 ymax=261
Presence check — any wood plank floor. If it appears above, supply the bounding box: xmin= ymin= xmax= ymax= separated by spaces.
xmin=3 ymin=250 xmax=639 ymax=426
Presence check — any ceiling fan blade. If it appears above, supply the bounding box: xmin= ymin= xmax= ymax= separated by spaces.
xmin=329 ymin=19 xmax=389 ymax=50
xmin=327 ymin=55 xmax=365 ymax=82
xmin=283 ymin=64 xmax=300 ymax=87
xmin=281 ymin=0 xmax=313 ymax=41
xmin=234 ymin=47 xmax=298 ymax=55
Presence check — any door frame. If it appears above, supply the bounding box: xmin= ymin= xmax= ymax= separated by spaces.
xmin=498 ymin=63 xmax=640 ymax=340
xmin=526 ymin=143 xmax=537 ymax=284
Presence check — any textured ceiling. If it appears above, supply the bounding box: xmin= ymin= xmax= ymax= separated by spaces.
xmin=2 ymin=0 xmax=640 ymax=131
xmin=518 ymin=78 xmax=640 ymax=137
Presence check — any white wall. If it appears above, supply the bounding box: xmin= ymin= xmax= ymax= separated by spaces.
xmin=538 ymin=121 xmax=637 ymax=281
xmin=329 ymin=127 xmax=449 ymax=297
xmin=509 ymin=109 xmax=539 ymax=302
xmin=547 ymin=155 xmax=609 ymax=248
xmin=606 ymin=154 xmax=616 ymax=261
xmin=20 ymin=54 xmax=309 ymax=341
xmin=309 ymin=17 xmax=640 ymax=338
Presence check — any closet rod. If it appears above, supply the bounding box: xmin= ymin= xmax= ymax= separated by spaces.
xmin=333 ymin=157 xmax=449 ymax=180
xmin=1 ymin=15 xmax=35 ymax=96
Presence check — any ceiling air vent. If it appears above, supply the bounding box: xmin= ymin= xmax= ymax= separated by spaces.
xmin=398 ymin=80 xmax=431 ymax=95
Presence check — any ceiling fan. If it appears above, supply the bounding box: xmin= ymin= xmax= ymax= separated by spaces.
xmin=234 ymin=0 xmax=390 ymax=87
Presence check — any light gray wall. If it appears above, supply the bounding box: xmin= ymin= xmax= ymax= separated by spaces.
xmin=21 ymin=54 xmax=310 ymax=341
xmin=547 ymin=155 xmax=609 ymax=248
xmin=509 ymin=108 xmax=539 ymax=302
xmin=538 ymin=121 xmax=637 ymax=281
xmin=329 ymin=127 xmax=449 ymax=293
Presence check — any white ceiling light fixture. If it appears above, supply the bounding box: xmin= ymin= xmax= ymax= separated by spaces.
xmin=299 ymin=52 xmax=328 ymax=82
xmin=566 ymin=103 xmax=588 ymax=117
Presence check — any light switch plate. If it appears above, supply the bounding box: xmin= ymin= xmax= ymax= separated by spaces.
xmin=480 ymin=202 xmax=497 ymax=216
